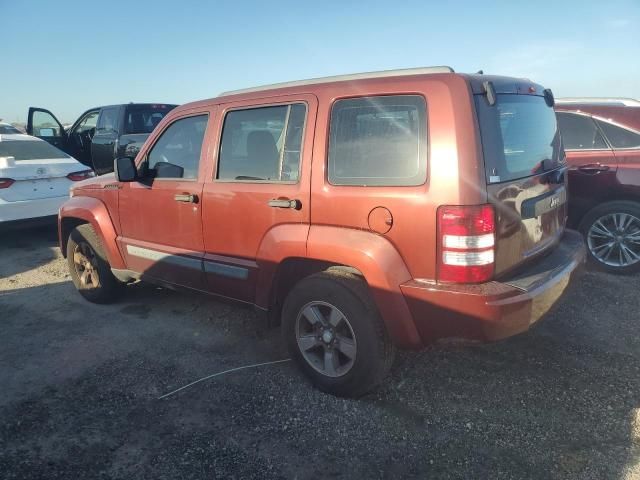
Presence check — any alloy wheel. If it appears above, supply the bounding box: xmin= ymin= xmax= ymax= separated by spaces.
xmin=587 ymin=212 xmax=640 ymax=267
xmin=295 ymin=301 xmax=357 ymax=378
xmin=73 ymin=242 xmax=100 ymax=288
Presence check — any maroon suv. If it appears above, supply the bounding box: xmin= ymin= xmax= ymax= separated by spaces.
xmin=555 ymin=98 xmax=640 ymax=273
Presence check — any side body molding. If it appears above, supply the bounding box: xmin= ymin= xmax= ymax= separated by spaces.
xmin=58 ymin=196 xmax=126 ymax=269
xmin=306 ymin=226 xmax=422 ymax=349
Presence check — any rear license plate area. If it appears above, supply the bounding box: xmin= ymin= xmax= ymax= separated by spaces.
xmin=521 ymin=187 xmax=566 ymax=219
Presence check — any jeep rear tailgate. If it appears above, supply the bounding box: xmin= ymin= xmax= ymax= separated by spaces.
xmin=475 ymin=91 xmax=568 ymax=277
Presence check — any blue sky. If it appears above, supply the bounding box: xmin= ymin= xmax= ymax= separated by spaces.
xmin=2 ymin=0 xmax=639 ymax=123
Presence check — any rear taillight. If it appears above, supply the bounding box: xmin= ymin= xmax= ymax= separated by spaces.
xmin=437 ymin=204 xmax=495 ymax=283
xmin=67 ymin=170 xmax=95 ymax=181
xmin=0 ymin=178 xmax=15 ymax=189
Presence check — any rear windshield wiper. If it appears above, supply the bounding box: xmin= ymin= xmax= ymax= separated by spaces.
xmin=483 ymin=81 xmax=497 ymax=106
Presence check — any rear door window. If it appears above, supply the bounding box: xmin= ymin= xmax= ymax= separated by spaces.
xmin=328 ymin=95 xmax=427 ymax=186
xmin=556 ymin=112 xmax=608 ymax=150
xmin=595 ymin=120 xmax=640 ymax=149
xmin=476 ymin=95 xmax=562 ymax=183
xmin=217 ymin=103 xmax=306 ymax=182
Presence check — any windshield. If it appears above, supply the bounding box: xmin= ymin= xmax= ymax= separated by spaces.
xmin=475 ymin=94 xmax=563 ymax=183
xmin=124 ymin=105 xmax=176 ymax=134
xmin=0 ymin=140 xmax=71 ymax=160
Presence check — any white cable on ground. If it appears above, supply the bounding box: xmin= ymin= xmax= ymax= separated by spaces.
xmin=157 ymin=358 xmax=292 ymax=400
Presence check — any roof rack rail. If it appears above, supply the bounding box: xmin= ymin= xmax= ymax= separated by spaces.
xmin=555 ymin=97 xmax=640 ymax=107
xmin=219 ymin=66 xmax=455 ymax=97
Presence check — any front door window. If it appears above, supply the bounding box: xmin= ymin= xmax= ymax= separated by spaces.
xmin=32 ymin=110 xmax=62 ymax=138
xmin=146 ymin=115 xmax=208 ymax=180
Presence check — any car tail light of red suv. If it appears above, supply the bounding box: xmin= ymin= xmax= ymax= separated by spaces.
xmin=437 ymin=204 xmax=495 ymax=283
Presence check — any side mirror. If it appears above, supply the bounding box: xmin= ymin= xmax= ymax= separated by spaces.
xmin=544 ymin=88 xmax=555 ymax=107
xmin=115 ymin=157 xmax=137 ymax=182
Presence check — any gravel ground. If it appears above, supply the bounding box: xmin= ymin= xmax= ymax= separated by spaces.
xmin=1 ymin=225 xmax=638 ymax=479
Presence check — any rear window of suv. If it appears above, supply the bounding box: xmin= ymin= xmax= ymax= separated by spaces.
xmin=328 ymin=95 xmax=427 ymax=186
xmin=475 ymin=94 xmax=562 ymax=184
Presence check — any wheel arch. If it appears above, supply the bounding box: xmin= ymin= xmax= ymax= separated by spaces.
xmin=58 ymin=196 xmax=125 ymax=269
xmin=577 ymin=197 xmax=640 ymax=231
xmin=59 ymin=216 xmax=89 ymax=255
xmin=261 ymin=225 xmax=422 ymax=349
xmin=265 ymin=257 xmax=363 ymax=321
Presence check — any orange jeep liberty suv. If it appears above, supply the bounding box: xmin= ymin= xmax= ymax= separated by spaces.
xmin=59 ymin=66 xmax=585 ymax=397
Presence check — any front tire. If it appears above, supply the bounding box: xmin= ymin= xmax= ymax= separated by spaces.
xmin=282 ymin=271 xmax=395 ymax=397
xmin=579 ymin=200 xmax=640 ymax=274
xmin=66 ymin=224 xmax=123 ymax=303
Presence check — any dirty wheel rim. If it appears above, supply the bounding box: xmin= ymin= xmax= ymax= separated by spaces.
xmin=587 ymin=212 xmax=640 ymax=267
xmin=73 ymin=241 xmax=100 ymax=288
xmin=295 ymin=301 xmax=357 ymax=378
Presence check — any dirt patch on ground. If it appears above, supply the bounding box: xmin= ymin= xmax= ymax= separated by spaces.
xmin=1 ymin=226 xmax=639 ymax=479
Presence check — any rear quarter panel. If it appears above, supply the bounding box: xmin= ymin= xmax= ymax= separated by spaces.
xmin=306 ymin=225 xmax=422 ymax=349
xmin=309 ymin=75 xmax=484 ymax=281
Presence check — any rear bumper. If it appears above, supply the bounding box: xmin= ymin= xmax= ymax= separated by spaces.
xmin=400 ymin=229 xmax=585 ymax=345
xmin=0 ymin=196 xmax=68 ymax=223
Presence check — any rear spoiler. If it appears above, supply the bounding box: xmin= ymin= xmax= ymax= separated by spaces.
xmin=481 ymin=80 xmax=555 ymax=107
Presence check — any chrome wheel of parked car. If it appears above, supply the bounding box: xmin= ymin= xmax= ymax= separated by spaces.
xmin=295 ymin=301 xmax=357 ymax=378
xmin=587 ymin=213 xmax=640 ymax=268
xmin=73 ymin=241 xmax=101 ymax=288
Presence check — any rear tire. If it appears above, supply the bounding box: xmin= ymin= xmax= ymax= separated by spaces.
xmin=579 ymin=200 xmax=640 ymax=274
xmin=66 ymin=224 xmax=123 ymax=303
xmin=281 ymin=271 xmax=395 ymax=397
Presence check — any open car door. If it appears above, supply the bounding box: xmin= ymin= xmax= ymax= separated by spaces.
xmin=27 ymin=107 xmax=68 ymax=152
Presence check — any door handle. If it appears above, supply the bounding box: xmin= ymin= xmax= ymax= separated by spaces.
xmin=268 ymin=198 xmax=301 ymax=209
xmin=577 ymin=164 xmax=610 ymax=174
xmin=174 ymin=193 xmax=198 ymax=203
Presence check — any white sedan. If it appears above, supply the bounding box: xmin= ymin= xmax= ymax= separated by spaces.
xmin=0 ymin=132 xmax=94 ymax=225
